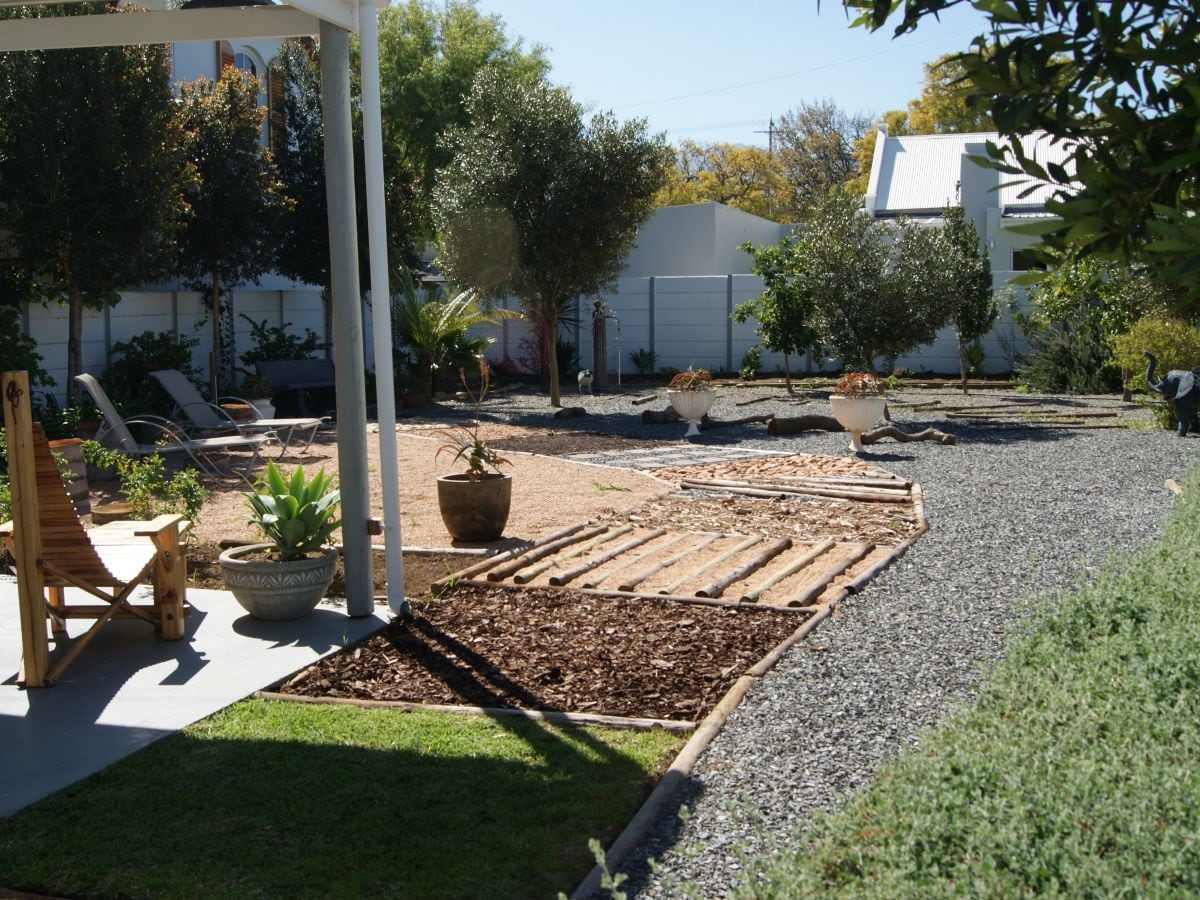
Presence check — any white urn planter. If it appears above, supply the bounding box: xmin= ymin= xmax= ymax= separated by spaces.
xmin=247 ymin=398 xmax=275 ymax=419
xmin=667 ymin=388 xmax=717 ymax=438
xmin=830 ymin=395 xmax=886 ymax=453
xmin=218 ymin=544 xmax=338 ymax=619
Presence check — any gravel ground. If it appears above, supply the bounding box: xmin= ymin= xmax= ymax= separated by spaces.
xmin=423 ymin=380 xmax=1196 ymax=897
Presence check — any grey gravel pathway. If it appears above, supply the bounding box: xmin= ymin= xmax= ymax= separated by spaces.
xmin=420 ymin=383 xmax=1195 ymax=897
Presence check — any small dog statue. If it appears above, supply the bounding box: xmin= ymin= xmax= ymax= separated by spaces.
xmin=577 ymin=369 xmax=593 ymax=394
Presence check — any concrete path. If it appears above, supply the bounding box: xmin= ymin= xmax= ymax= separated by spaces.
xmin=0 ymin=583 xmax=387 ymax=818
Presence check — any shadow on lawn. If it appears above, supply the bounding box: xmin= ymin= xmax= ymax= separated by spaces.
xmin=0 ymin=707 xmax=673 ymax=900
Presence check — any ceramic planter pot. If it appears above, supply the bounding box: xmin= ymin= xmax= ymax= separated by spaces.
xmin=667 ymin=388 xmax=717 ymax=438
xmin=830 ymin=395 xmax=886 ymax=453
xmin=218 ymin=544 xmax=338 ymax=619
xmin=436 ymin=473 xmax=512 ymax=543
xmin=248 ymin=399 xmax=275 ymax=419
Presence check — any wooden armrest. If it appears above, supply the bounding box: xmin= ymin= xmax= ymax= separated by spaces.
xmin=133 ymin=515 xmax=191 ymax=537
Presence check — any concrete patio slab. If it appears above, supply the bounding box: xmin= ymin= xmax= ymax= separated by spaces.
xmin=0 ymin=582 xmax=387 ymax=818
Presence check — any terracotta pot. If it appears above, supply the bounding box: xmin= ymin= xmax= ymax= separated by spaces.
xmin=91 ymin=502 xmax=134 ymax=525
xmin=830 ymin=395 xmax=886 ymax=453
xmin=217 ymin=544 xmax=338 ymax=619
xmin=220 ymin=403 xmax=255 ymax=422
xmin=667 ymin=388 xmax=717 ymax=438
xmin=436 ymin=473 xmax=512 ymax=543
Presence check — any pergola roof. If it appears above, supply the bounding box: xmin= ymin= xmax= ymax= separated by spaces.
xmin=0 ymin=1 xmax=359 ymax=51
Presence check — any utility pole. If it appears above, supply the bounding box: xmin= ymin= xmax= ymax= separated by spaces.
xmin=754 ymin=117 xmax=776 ymax=154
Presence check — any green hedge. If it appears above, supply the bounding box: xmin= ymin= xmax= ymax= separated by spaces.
xmin=742 ymin=473 xmax=1200 ymax=897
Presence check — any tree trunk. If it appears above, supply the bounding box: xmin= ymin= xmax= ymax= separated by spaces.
xmin=783 ymin=352 xmax=793 ymax=394
xmin=210 ymin=273 xmax=222 ymax=400
xmin=957 ymin=332 xmax=969 ymax=395
xmin=546 ymin=311 xmax=562 ymax=407
xmin=67 ymin=280 xmax=84 ymax=407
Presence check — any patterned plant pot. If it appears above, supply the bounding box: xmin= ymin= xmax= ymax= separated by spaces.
xmin=830 ymin=395 xmax=887 ymax=453
xmin=667 ymin=388 xmax=717 ymax=438
xmin=218 ymin=544 xmax=338 ymax=619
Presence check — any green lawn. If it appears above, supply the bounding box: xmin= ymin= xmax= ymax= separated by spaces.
xmin=0 ymin=701 xmax=681 ymax=899
xmin=739 ymin=471 xmax=1200 ymax=897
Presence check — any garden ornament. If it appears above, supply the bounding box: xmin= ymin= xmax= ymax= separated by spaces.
xmin=577 ymin=369 xmax=593 ymax=394
xmin=1144 ymin=351 xmax=1200 ymax=436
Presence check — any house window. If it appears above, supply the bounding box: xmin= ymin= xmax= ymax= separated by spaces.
xmin=1012 ymin=249 xmax=1047 ymax=271
xmin=234 ymin=52 xmax=257 ymax=78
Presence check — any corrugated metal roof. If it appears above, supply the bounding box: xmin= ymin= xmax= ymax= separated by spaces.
xmin=872 ymin=131 xmax=1074 ymax=214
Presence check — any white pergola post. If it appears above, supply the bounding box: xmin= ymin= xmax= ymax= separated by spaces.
xmin=358 ymin=0 xmax=407 ymax=615
xmin=319 ymin=20 xmax=372 ymax=616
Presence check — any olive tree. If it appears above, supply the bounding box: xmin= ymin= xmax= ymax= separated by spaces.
xmin=733 ymin=237 xmax=819 ymax=391
xmin=433 ymin=71 xmax=670 ymax=406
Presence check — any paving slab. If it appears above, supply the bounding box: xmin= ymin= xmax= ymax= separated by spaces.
xmin=560 ymin=445 xmax=792 ymax=470
xmin=0 ymin=583 xmax=387 ymax=818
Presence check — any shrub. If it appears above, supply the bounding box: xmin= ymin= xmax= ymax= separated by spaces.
xmin=630 ymin=348 xmax=656 ymax=376
xmin=1017 ymin=318 xmax=1120 ymax=394
xmin=238 ymin=315 xmax=324 ymax=367
xmin=103 ymin=331 xmax=201 ymax=416
xmin=0 ymin=305 xmax=52 ymax=394
xmin=739 ymin=345 xmax=762 ymax=381
xmin=1110 ymin=315 xmax=1200 ymax=393
xmin=81 ymin=442 xmax=207 ymax=522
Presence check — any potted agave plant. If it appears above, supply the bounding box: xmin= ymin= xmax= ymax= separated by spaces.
xmin=829 ymin=371 xmax=886 ymax=453
xmin=218 ymin=461 xmax=341 ymax=619
xmin=666 ymin=367 xmax=716 ymax=437
xmin=436 ymin=356 xmax=512 ymax=542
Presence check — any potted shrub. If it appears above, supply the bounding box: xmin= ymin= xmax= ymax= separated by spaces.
xmin=218 ymin=461 xmax=341 ymax=619
xmin=666 ymin=367 xmax=716 ymax=437
xmin=435 ymin=357 xmax=512 ymax=542
xmin=829 ymin=371 xmax=886 ymax=453
xmin=237 ymin=374 xmax=276 ymax=419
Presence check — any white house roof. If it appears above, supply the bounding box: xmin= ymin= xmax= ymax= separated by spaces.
xmin=867 ymin=130 xmax=1074 ymax=216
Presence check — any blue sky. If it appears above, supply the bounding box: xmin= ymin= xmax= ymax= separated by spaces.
xmin=474 ymin=0 xmax=990 ymax=146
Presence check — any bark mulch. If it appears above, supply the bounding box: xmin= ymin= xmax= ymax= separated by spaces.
xmin=277 ymin=581 xmax=802 ymax=722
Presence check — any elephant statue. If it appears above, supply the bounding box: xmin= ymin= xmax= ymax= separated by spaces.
xmin=1144 ymin=350 xmax=1200 ymax=436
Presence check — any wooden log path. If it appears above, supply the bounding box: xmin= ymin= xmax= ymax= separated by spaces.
xmin=549 ymin=528 xmax=667 ymax=587
xmin=616 ymin=532 xmax=723 ymax=592
xmin=513 ymin=525 xmax=634 ymax=584
xmin=679 ymin=476 xmax=913 ymax=504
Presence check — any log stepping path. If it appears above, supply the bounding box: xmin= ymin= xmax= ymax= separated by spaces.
xmin=560 ymin=444 xmax=793 ymax=470
xmin=435 ymin=457 xmax=927 ymax=616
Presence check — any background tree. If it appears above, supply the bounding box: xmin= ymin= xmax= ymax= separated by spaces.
xmin=434 ymin=71 xmax=670 ymax=406
xmin=794 ymin=191 xmax=954 ymax=370
xmin=0 ymin=3 xmax=189 ymax=404
xmin=775 ymin=99 xmax=872 ymax=218
xmin=928 ymin=206 xmax=996 ymax=392
xmin=271 ymin=39 xmax=423 ymax=349
xmin=656 ymin=140 xmax=784 ymax=221
xmin=733 ymin=237 xmax=819 ymax=391
xmin=378 ymin=0 xmax=548 ymax=244
xmin=847 ymin=0 xmax=1200 ymax=303
xmin=175 ymin=69 xmax=288 ymax=396
xmin=906 ymin=53 xmax=995 ymax=135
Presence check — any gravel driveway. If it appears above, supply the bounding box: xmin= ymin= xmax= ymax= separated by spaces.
xmin=448 ymin=382 xmax=1193 ymax=898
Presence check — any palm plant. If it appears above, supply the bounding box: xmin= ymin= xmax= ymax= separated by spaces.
xmin=390 ymin=275 xmax=520 ymax=400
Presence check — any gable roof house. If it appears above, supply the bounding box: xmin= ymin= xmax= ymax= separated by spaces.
xmin=861 ymin=128 xmax=1074 ymax=374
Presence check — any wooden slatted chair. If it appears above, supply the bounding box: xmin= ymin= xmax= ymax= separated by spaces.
xmin=1 ymin=371 xmax=190 ymax=688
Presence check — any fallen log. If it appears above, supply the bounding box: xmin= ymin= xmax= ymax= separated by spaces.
xmin=640 ymin=408 xmax=774 ymax=429
xmin=513 ymin=524 xmax=634 ymax=584
xmin=616 ymin=532 xmax=723 ymax=592
xmin=551 ymin=406 xmax=586 ymax=419
xmin=432 ymin=521 xmax=590 ymax=592
xmin=735 ymin=395 xmax=774 ymax=407
xmin=484 ymin=524 xmax=609 ymax=582
xmin=740 ymin=537 xmax=837 ymax=603
xmin=662 ymin=534 xmax=761 ymax=595
xmin=549 ymin=527 xmax=667 ymax=586
xmin=680 ymin=477 xmax=912 ymax=504
xmin=680 ymin=481 xmax=787 ymax=500
xmin=631 ymin=394 xmax=659 ymax=406
xmin=786 ymin=543 xmax=873 ymax=607
xmin=695 ymin=537 xmax=792 ymax=598
xmin=766 ymin=417 xmax=955 ymax=445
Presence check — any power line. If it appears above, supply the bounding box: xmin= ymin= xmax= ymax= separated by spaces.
xmin=613 ymin=27 xmax=975 ymax=111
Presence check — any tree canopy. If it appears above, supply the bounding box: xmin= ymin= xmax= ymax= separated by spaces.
xmin=175 ymin=68 xmax=288 ymax=395
xmin=433 ymin=70 xmax=670 ymax=406
xmin=734 ymin=237 xmax=819 ymax=390
xmin=656 ymin=140 xmax=784 ymax=221
xmin=775 ymin=100 xmax=872 ymax=218
xmin=0 ymin=3 xmax=189 ymax=403
xmin=846 ymin=0 xmax=1200 ymax=302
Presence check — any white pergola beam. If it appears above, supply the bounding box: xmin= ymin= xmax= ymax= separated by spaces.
xmin=0 ymin=7 xmax=323 ymax=52
xmin=282 ymin=0 xmax=357 ymax=32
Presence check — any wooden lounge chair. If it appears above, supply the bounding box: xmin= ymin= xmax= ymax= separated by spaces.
xmin=1 ymin=370 xmax=190 ymax=687
xmin=75 ymin=373 xmax=274 ymax=476
xmin=149 ymin=368 xmax=325 ymax=454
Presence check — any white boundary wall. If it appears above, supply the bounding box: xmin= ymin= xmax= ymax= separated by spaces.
xmin=23 ymin=271 xmax=1030 ymax=405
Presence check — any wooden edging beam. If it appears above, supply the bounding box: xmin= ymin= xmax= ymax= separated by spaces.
xmin=461 ymin=579 xmax=814 ymax=614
